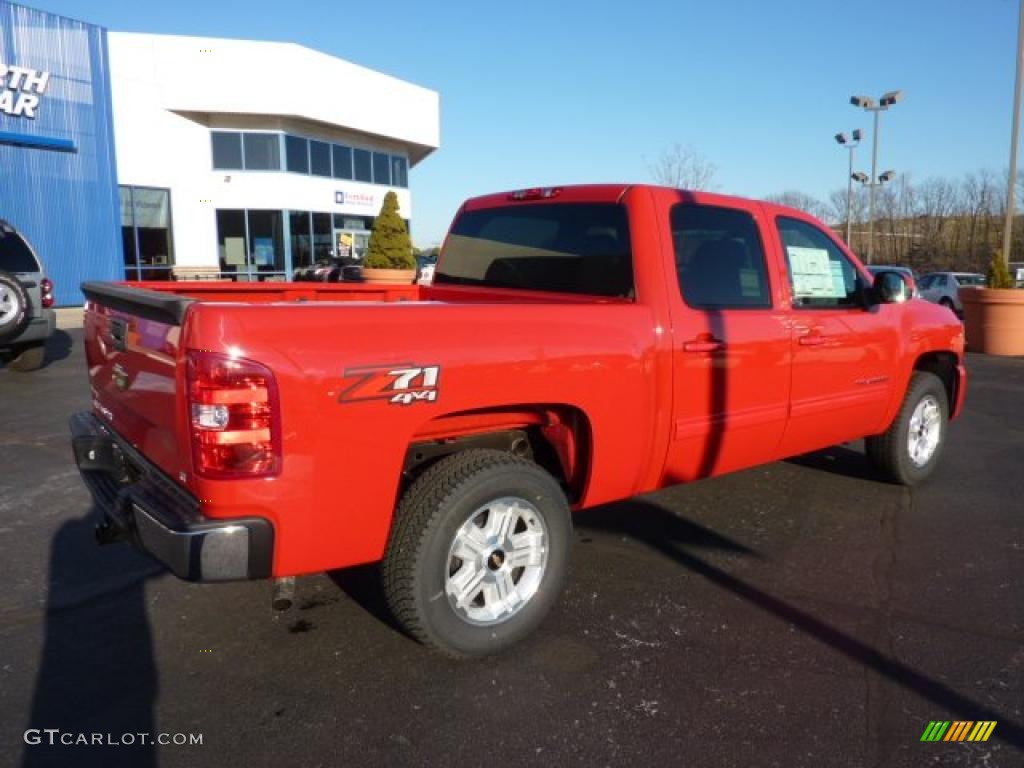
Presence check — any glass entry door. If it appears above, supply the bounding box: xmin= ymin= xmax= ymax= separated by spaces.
xmin=334 ymin=229 xmax=370 ymax=261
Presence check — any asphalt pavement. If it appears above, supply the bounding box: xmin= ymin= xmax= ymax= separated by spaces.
xmin=0 ymin=330 xmax=1021 ymax=768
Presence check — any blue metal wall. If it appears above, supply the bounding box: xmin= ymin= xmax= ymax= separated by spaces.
xmin=0 ymin=2 xmax=121 ymax=306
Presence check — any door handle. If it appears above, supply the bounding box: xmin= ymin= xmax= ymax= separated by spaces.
xmin=798 ymin=331 xmax=826 ymax=346
xmin=684 ymin=335 xmax=725 ymax=353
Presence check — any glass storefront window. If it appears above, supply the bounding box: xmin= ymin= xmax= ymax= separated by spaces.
xmin=312 ymin=212 xmax=333 ymax=263
xmin=243 ymin=133 xmax=281 ymax=170
xmin=121 ymin=186 xmax=174 ymax=280
xmin=285 ymin=135 xmax=309 ymax=174
xmin=372 ymin=152 xmax=391 ymax=185
xmin=133 ymin=188 xmax=173 ymax=268
xmin=332 ymin=145 xmax=353 ymax=179
xmin=353 ymin=149 xmax=372 ymax=182
xmin=333 ymin=214 xmax=373 ymax=230
xmin=310 ymin=141 xmax=332 ymax=177
xmin=289 ymin=211 xmax=313 ymax=269
xmin=391 ymin=156 xmax=408 ymax=188
xmin=247 ymin=210 xmax=285 ymax=273
xmin=210 ymin=131 xmax=410 ymax=188
xmin=121 ymin=187 xmax=137 ymax=269
xmin=211 ymin=132 xmax=243 ymax=170
xmin=217 ymin=209 xmax=248 ymax=276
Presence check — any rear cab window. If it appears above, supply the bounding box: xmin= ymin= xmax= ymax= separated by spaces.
xmin=776 ymin=216 xmax=866 ymax=309
xmin=0 ymin=225 xmax=41 ymax=273
xmin=435 ymin=203 xmax=634 ymax=298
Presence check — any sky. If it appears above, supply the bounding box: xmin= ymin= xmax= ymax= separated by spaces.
xmin=32 ymin=0 xmax=1024 ymax=246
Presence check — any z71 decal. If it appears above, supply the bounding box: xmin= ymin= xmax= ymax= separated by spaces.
xmin=338 ymin=363 xmax=441 ymax=406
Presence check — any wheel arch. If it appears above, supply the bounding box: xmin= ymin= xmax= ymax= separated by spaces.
xmin=913 ymin=351 xmax=959 ymax=412
xmin=403 ymin=404 xmax=594 ymax=505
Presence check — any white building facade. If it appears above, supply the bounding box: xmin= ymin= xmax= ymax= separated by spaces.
xmin=108 ymin=32 xmax=440 ymax=281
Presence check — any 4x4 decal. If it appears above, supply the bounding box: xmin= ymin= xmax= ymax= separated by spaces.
xmin=338 ymin=363 xmax=440 ymax=406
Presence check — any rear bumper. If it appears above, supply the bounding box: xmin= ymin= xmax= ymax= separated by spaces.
xmin=2 ymin=308 xmax=55 ymax=346
xmin=69 ymin=412 xmax=274 ymax=582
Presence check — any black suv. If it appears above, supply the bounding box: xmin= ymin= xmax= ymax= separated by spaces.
xmin=0 ymin=220 xmax=55 ymax=372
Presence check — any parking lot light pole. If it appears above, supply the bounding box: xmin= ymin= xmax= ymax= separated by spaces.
xmin=1003 ymin=0 xmax=1024 ymax=267
xmin=851 ymin=92 xmax=904 ymax=263
xmin=835 ymin=130 xmax=863 ymax=245
xmin=850 ymin=171 xmax=896 ymax=260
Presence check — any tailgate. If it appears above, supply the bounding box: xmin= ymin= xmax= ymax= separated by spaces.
xmin=82 ymin=282 xmax=194 ymax=485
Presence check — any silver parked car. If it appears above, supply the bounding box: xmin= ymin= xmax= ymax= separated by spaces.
xmin=918 ymin=271 xmax=986 ymax=314
xmin=0 ymin=220 xmax=56 ymax=372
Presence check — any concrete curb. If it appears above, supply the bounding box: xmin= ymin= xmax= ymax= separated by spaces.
xmin=55 ymin=307 xmax=84 ymax=330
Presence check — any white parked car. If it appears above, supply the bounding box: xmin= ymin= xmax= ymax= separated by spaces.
xmin=918 ymin=271 xmax=986 ymax=313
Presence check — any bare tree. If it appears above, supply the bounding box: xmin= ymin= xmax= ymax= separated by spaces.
xmin=764 ymin=190 xmax=829 ymax=221
xmin=647 ymin=143 xmax=716 ymax=190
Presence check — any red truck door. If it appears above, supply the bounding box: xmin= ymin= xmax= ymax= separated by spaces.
xmin=768 ymin=214 xmax=900 ymax=456
xmin=661 ymin=199 xmax=792 ymax=483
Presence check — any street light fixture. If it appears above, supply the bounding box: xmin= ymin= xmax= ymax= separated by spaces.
xmin=851 ymin=90 xmax=905 ymax=263
xmin=851 ymin=169 xmax=897 ymax=258
xmin=835 ymin=129 xmax=863 ymax=244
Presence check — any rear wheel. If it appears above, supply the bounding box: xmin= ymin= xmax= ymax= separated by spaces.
xmin=382 ymin=449 xmax=571 ymax=657
xmin=8 ymin=342 xmax=45 ymax=372
xmin=866 ymin=371 xmax=948 ymax=485
xmin=0 ymin=271 xmax=30 ymax=343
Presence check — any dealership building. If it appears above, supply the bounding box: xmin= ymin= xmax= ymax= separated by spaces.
xmin=0 ymin=2 xmax=440 ymax=304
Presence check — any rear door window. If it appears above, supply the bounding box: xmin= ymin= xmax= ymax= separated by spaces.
xmin=671 ymin=204 xmax=772 ymax=309
xmin=435 ymin=203 xmax=634 ymax=298
xmin=0 ymin=227 xmax=40 ymax=273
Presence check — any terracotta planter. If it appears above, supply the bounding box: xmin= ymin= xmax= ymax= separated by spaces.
xmin=360 ymin=267 xmax=416 ymax=285
xmin=960 ymin=287 xmax=1024 ymax=356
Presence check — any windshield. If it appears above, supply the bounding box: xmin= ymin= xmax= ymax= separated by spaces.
xmin=955 ymin=274 xmax=986 ymax=286
xmin=435 ymin=203 xmax=634 ymax=298
xmin=0 ymin=228 xmax=40 ymax=273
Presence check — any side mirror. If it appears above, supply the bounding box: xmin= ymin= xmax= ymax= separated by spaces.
xmin=871 ymin=271 xmax=911 ymax=304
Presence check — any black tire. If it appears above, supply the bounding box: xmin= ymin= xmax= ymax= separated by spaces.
xmin=865 ymin=371 xmax=949 ymax=486
xmin=0 ymin=270 xmax=31 ymax=343
xmin=8 ymin=342 xmax=45 ymax=372
xmin=382 ymin=449 xmax=571 ymax=657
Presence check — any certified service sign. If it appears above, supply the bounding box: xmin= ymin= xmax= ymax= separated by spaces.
xmin=0 ymin=64 xmax=51 ymax=119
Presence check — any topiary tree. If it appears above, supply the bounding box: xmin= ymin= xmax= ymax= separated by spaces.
xmin=987 ymin=251 xmax=1015 ymax=289
xmin=364 ymin=191 xmax=415 ymax=270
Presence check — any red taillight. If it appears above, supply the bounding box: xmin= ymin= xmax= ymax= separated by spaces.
xmin=40 ymin=278 xmax=54 ymax=308
xmin=186 ymin=350 xmax=281 ymax=479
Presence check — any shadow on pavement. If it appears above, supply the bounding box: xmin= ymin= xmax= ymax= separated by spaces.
xmin=579 ymin=497 xmax=761 ymax=557
xmin=327 ymin=563 xmax=405 ymax=636
xmin=43 ymin=329 xmax=74 ymax=366
xmin=22 ymin=507 xmax=160 ymax=768
xmin=0 ymin=329 xmax=73 ymax=372
xmin=785 ymin=443 xmax=882 ymax=482
xmin=577 ymin=497 xmax=1024 ymax=750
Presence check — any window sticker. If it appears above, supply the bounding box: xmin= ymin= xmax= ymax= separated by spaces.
xmin=787 ymin=246 xmax=843 ymax=298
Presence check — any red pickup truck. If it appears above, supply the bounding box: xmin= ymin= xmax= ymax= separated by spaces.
xmin=71 ymin=185 xmax=966 ymax=656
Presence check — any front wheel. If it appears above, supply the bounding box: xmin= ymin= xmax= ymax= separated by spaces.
xmin=382 ymin=449 xmax=571 ymax=657
xmin=866 ymin=371 xmax=948 ymax=485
